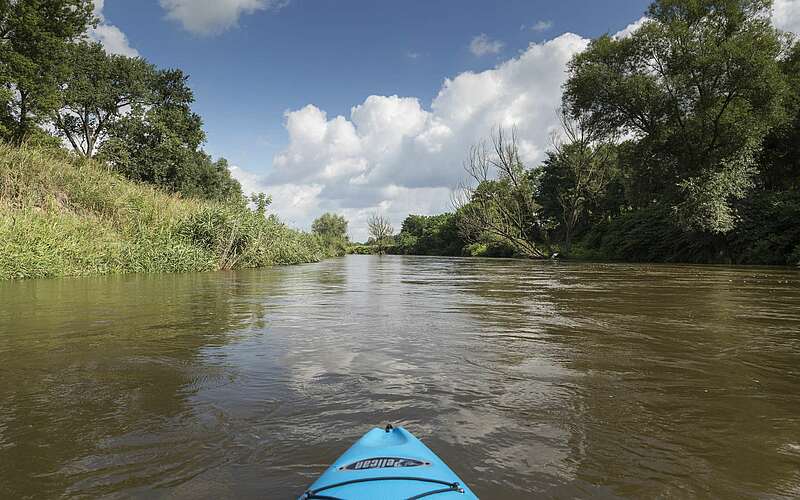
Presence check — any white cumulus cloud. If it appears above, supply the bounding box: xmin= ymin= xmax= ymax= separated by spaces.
xmin=159 ymin=0 xmax=286 ymax=36
xmin=773 ymin=0 xmax=800 ymax=34
xmin=89 ymin=0 xmax=139 ymax=56
xmin=232 ymin=33 xmax=590 ymax=241
xmin=469 ymin=33 xmax=505 ymax=56
xmin=613 ymin=16 xmax=649 ymax=39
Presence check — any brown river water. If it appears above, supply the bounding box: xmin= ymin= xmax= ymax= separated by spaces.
xmin=1 ymin=255 xmax=799 ymax=499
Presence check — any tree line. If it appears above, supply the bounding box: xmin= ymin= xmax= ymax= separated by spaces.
xmin=14 ymin=0 xmax=796 ymax=265
xmin=388 ymin=0 xmax=800 ymax=265
xmin=258 ymin=0 xmax=800 ymax=266
xmin=1 ymin=0 xmax=241 ymax=201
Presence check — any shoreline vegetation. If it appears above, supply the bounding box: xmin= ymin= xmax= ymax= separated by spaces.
xmin=350 ymin=188 xmax=800 ymax=265
xmin=0 ymin=1 xmax=347 ymax=281
xmin=0 ymin=145 xmax=343 ymax=280
xmin=1 ymin=0 xmax=799 ymax=281
xmin=350 ymin=1 xmax=800 ymax=267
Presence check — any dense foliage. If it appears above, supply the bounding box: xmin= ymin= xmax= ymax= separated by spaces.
xmin=97 ymin=68 xmax=242 ymax=201
xmin=395 ymin=213 xmax=466 ymax=256
xmin=0 ymin=0 xmax=342 ymax=280
xmin=1 ymin=0 xmax=241 ymax=202
xmin=312 ymin=212 xmax=348 ymax=239
xmin=565 ymin=0 xmax=786 ymax=233
xmin=311 ymin=212 xmax=349 ymax=255
xmin=0 ymin=0 xmax=94 ymax=144
xmin=417 ymin=0 xmax=799 ymax=266
xmin=53 ymin=41 xmax=152 ymax=158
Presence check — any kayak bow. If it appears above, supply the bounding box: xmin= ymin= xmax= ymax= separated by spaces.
xmin=300 ymin=425 xmax=478 ymax=499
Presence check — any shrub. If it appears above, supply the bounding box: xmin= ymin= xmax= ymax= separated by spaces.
xmin=728 ymin=191 xmax=800 ymax=265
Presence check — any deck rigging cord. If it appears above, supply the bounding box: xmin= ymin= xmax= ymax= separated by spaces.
xmin=299 ymin=476 xmax=465 ymax=500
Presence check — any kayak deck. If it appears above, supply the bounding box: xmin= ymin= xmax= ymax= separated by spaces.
xmin=301 ymin=425 xmax=477 ymax=499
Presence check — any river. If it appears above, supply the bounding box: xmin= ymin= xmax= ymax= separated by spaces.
xmin=1 ymin=255 xmax=799 ymax=498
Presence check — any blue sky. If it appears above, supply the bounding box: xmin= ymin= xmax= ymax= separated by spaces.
xmin=101 ymin=1 xmax=648 ymax=167
xmin=92 ymin=0 xmax=799 ymax=240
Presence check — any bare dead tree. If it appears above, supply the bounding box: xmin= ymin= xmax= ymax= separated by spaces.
xmin=549 ymin=107 xmax=617 ymax=254
xmin=367 ymin=213 xmax=394 ymax=255
xmin=454 ymin=127 xmax=547 ymax=258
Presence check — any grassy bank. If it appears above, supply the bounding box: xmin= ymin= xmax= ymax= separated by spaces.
xmin=0 ymin=144 xmax=341 ymax=280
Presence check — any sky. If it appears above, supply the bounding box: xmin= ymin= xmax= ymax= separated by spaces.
xmin=92 ymin=0 xmax=800 ymax=241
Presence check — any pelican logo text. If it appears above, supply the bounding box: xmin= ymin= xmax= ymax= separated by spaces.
xmin=340 ymin=457 xmax=430 ymax=471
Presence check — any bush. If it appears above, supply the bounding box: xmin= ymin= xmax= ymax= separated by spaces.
xmin=728 ymin=191 xmax=800 ymax=265
xmin=315 ymin=234 xmax=348 ymax=258
xmin=577 ymin=206 xmax=724 ymax=263
xmin=577 ymin=192 xmax=800 ymax=265
xmin=465 ymin=241 xmax=516 ymax=258
xmin=346 ymin=244 xmax=397 ymax=255
xmin=395 ymin=213 xmax=466 ymax=256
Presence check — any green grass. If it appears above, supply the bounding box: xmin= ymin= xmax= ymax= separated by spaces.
xmin=0 ymin=143 xmax=341 ymax=280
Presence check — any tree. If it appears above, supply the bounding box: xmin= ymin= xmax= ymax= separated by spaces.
xmin=455 ymin=127 xmax=548 ymax=258
xmin=541 ymin=108 xmax=617 ymax=254
xmin=759 ymin=40 xmax=800 ymax=191
xmin=192 ymin=155 xmax=242 ymax=202
xmin=98 ymin=68 xmax=241 ymax=201
xmin=396 ymin=213 xmax=465 ymax=256
xmin=0 ymin=0 xmax=95 ymax=144
xmin=367 ymin=213 xmax=394 ymax=254
xmin=564 ymin=0 xmax=787 ymax=233
xmin=53 ymin=41 xmax=153 ymax=158
xmin=312 ymin=213 xmax=348 ymax=239
xmin=249 ymin=192 xmax=272 ymax=216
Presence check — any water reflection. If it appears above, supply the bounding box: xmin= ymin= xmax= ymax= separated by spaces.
xmin=0 ymin=272 xmax=276 ymax=498
xmin=1 ymin=256 xmax=799 ymax=498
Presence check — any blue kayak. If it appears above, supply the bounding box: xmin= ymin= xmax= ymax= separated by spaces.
xmin=300 ymin=425 xmax=478 ymax=499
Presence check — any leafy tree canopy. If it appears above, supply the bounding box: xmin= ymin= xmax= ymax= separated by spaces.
xmin=0 ymin=0 xmax=95 ymax=144
xmin=97 ymin=68 xmax=241 ymax=201
xmin=396 ymin=213 xmax=466 ymax=256
xmin=564 ymin=0 xmax=787 ymax=232
xmin=54 ymin=41 xmax=154 ymax=158
xmin=312 ymin=213 xmax=349 ymax=239
xmin=759 ymin=40 xmax=800 ymax=190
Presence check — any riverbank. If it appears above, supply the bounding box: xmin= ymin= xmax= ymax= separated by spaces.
xmin=347 ymin=242 xmax=515 ymax=258
xmin=369 ymin=204 xmax=800 ymax=266
xmin=0 ymin=144 xmax=340 ymax=280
